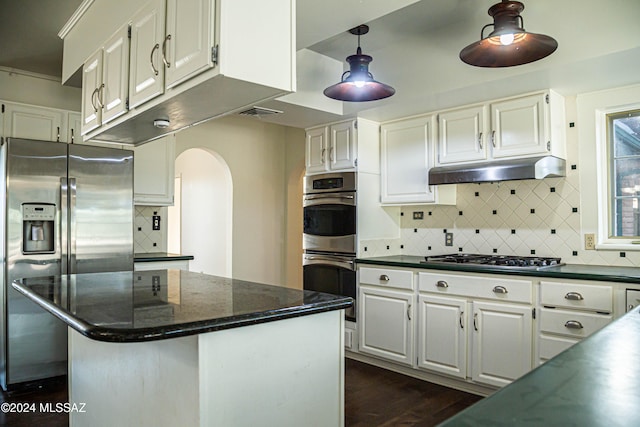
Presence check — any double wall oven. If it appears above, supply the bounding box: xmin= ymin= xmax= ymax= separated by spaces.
xmin=303 ymin=172 xmax=356 ymax=321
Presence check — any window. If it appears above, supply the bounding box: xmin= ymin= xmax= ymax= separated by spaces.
xmin=608 ymin=109 xmax=640 ymax=238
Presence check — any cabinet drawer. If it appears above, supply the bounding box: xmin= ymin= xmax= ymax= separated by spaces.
xmin=538 ymin=334 xmax=579 ymax=362
xmin=539 ymin=308 xmax=612 ymax=338
xmin=418 ymin=271 xmax=532 ymax=303
xmin=540 ymin=281 xmax=612 ymax=312
xmin=359 ymin=267 xmax=414 ymax=290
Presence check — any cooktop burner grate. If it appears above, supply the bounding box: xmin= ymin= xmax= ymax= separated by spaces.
xmin=422 ymin=253 xmax=563 ymax=270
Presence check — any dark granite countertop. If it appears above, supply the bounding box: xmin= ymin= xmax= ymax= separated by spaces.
xmin=12 ymin=269 xmax=352 ymax=343
xmin=357 ymin=255 xmax=640 ymax=284
xmin=439 ymin=306 xmax=640 ymax=426
xmin=134 ymin=252 xmax=194 ymax=262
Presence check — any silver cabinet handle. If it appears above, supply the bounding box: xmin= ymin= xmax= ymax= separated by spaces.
xmin=436 ymin=280 xmax=449 ymax=288
xmin=70 ymin=128 xmax=75 ymax=144
xmin=493 ymin=285 xmax=508 ymax=294
xmin=91 ymin=87 xmax=99 ymax=113
xmin=565 ymin=320 xmax=584 ymax=330
xmin=321 ymin=148 xmax=326 ymax=163
xmin=478 ymin=132 xmax=483 ymax=149
xmin=491 ymin=130 xmax=496 ymax=147
xmin=565 ymin=292 xmax=584 ymax=301
xmin=56 ymin=126 xmax=60 ymax=142
xmin=150 ymin=43 xmax=160 ymax=75
xmin=407 ymin=304 xmax=412 ymax=321
xmin=459 ymin=311 xmax=464 ymax=329
xmin=95 ymin=83 xmax=105 ymax=109
xmin=162 ymin=34 xmax=172 ymax=68
xmin=329 ymin=146 xmax=334 ymax=162
xmin=379 ymin=274 xmax=390 ymax=282
xmin=473 ymin=313 xmax=478 ymax=331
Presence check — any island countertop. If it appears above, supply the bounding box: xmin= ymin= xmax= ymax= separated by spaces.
xmin=12 ymin=269 xmax=352 ymax=343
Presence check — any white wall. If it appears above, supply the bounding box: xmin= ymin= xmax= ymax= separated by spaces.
xmin=0 ymin=68 xmax=81 ymax=111
xmin=175 ymin=115 xmax=304 ymax=286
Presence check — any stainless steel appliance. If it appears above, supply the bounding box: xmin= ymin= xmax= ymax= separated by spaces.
xmin=303 ymin=172 xmax=357 ymax=321
xmin=422 ymin=253 xmax=563 ymax=270
xmin=0 ymin=138 xmax=133 ymax=390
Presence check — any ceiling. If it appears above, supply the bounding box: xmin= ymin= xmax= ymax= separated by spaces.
xmin=1 ymin=0 xmax=639 ymax=129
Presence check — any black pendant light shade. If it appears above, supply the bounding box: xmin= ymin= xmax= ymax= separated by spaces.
xmin=460 ymin=1 xmax=558 ymax=67
xmin=323 ymin=25 xmax=395 ymax=102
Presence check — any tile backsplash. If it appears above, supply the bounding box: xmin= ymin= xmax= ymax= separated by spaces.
xmin=134 ymin=206 xmax=167 ymax=253
xmin=360 ymin=170 xmax=640 ymax=267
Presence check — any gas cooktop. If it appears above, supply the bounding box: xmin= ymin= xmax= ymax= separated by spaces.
xmin=421 ymin=253 xmax=563 ymax=270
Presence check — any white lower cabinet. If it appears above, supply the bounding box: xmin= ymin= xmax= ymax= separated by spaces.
xmin=358 ymin=285 xmax=414 ymax=366
xmin=417 ymin=295 xmax=467 ymax=378
xmin=471 ymin=301 xmax=532 ymax=387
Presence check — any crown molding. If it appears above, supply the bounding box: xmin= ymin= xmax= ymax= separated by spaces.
xmin=58 ymin=0 xmax=96 ymax=39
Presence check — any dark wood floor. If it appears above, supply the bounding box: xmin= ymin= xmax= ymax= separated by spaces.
xmin=0 ymin=360 xmax=481 ymax=426
xmin=345 ymin=358 xmax=482 ymax=427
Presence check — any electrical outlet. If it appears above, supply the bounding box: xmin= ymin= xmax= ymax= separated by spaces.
xmin=413 ymin=211 xmax=424 ymax=220
xmin=445 ymin=232 xmax=453 ymax=246
xmin=585 ymin=233 xmax=595 ymax=250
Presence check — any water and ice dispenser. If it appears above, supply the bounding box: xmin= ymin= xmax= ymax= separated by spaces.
xmin=22 ymin=203 xmax=55 ymax=254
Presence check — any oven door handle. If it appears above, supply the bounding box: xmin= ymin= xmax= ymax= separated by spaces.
xmin=303 ymin=255 xmax=355 ymax=270
xmin=303 ymin=194 xmax=356 ymax=206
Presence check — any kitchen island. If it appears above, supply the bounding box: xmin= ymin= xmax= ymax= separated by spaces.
xmin=12 ymin=269 xmax=352 ymax=427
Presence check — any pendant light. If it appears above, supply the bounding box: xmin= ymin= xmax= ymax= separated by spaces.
xmin=459 ymin=0 xmax=558 ymax=67
xmin=323 ymin=25 xmax=395 ymax=102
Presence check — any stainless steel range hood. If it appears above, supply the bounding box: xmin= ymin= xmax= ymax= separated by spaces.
xmin=428 ymin=156 xmax=566 ymax=185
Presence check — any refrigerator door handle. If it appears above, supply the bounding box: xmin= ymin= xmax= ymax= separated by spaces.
xmin=69 ymin=177 xmax=77 ymax=274
xmin=60 ymin=177 xmax=68 ymax=275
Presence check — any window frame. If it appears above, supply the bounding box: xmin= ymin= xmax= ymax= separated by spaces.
xmin=596 ymin=104 xmax=640 ymax=249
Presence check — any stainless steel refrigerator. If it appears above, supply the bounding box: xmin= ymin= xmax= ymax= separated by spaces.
xmin=0 ymin=138 xmax=134 ymax=390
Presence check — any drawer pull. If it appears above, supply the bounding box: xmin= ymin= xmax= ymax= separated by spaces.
xmin=565 ymin=292 xmax=584 ymax=301
xmin=379 ymin=274 xmax=390 ymax=282
xmin=492 ymin=285 xmax=508 ymax=294
xmin=436 ymin=280 xmax=449 ymax=288
xmin=565 ymin=320 xmax=584 ymax=330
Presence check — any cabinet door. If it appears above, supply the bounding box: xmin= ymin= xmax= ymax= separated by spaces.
xmin=305 ymin=127 xmax=328 ymax=174
xmin=329 ymin=121 xmax=356 ymax=171
xmin=165 ymin=0 xmax=215 ymax=89
xmin=129 ymin=0 xmax=166 ymax=109
xmin=381 ymin=115 xmax=436 ymax=204
xmin=418 ymin=295 xmax=467 ymax=379
xmin=438 ymin=105 xmax=488 ymax=164
xmin=134 ymin=135 xmax=176 ymax=205
xmin=359 ymin=285 xmax=414 ymax=366
xmin=68 ymin=112 xmax=82 ymax=144
xmin=471 ymin=301 xmax=532 ymax=387
xmin=81 ymin=49 xmax=103 ymax=135
xmin=3 ymin=102 xmax=66 ymax=142
xmin=101 ymin=25 xmax=130 ymax=125
xmin=491 ymin=93 xmax=547 ymax=158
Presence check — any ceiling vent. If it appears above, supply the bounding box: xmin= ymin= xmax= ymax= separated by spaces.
xmin=238 ymin=106 xmax=283 ymax=118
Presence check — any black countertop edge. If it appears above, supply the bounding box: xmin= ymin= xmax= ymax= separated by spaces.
xmin=356 ymin=256 xmax=640 ymax=285
xmin=134 ymin=252 xmax=194 ymax=262
xmin=11 ymin=281 xmax=352 ymax=343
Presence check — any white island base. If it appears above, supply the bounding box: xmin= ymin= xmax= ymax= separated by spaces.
xmin=69 ymin=310 xmax=345 ymax=427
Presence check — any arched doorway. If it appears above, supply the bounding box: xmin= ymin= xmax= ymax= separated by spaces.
xmin=168 ymin=148 xmax=232 ymax=276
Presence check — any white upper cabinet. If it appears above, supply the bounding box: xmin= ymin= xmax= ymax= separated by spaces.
xmin=305 ymin=120 xmax=356 ymax=175
xmin=134 ymin=134 xmax=176 ymax=205
xmin=3 ymin=102 xmax=67 ymax=142
xmin=436 ymin=91 xmax=566 ymax=166
xmin=165 ymin=0 xmax=215 ymax=89
xmin=81 ymin=24 xmax=130 ymax=135
xmin=491 ymin=93 xmax=547 ymax=158
xmin=381 ymin=115 xmax=456 ymax=205
xmin=129 ymin=0 xmax=166 ymax=109
xmin=438 ymin=105 xmax=489 ymax=165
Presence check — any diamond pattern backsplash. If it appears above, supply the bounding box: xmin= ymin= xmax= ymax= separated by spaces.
xmin=134 ymin=206 xmax=167 ymax=253
xmin=360 ymin=165 xmax=640 ymax=267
